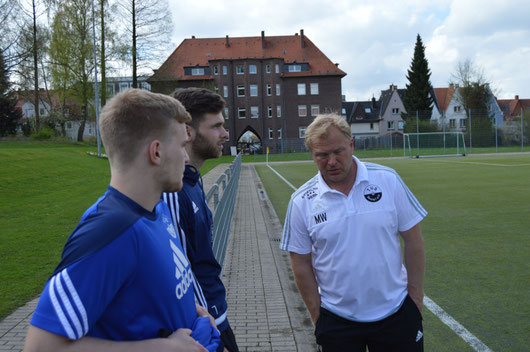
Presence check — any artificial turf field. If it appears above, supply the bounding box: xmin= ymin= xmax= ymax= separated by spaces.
xmin=255 ymin=153 xmax=530 ymax=352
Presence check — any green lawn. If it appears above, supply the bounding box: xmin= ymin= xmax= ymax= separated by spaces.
xmin=0 ymin=140 xmax=223 ymax=319
xmin=256 ymin=153 xmax=530 ymax=352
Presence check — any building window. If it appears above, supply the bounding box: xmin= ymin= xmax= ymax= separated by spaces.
xmin=266 ymin=84 xmax=272 ymax=96
xmin=119 ymin=82 xmax=128 ymax=92
xmin=250 ymin=84 xmax=258 ymax=97
xmin=223 ymin=85 xmax=228 ymax=98
xmin=40 ymin=108 xmax=46 ymax=116
xmin=370 ymin=123 xmax=374 ymax=130
xmin=66 ymin=122 xmax=72 ymax=128
xmin=249 ymin=64 xmax=257 ymax=74
xmin=237 ymin=85 xmax=245 ymax=97
xmin=276 ymin=84 xmax=281 ymax=96
xmin=266 ymin=64 xmax=271 ymax=73
xmin=277 ymin=105 xmax=281 ymax=118
xmin=214 ymin=87 xmax=219 ymax=94
xmin=238 ymin=108 xmax=246 ymax=119
xmin=267 ymin=106 xmax=273 ymax=118
xmin=277 ymin=128 xmax=282 ymax=139
xmin=388 ymin=121 xmax=394 ymax=130
xmin=398 ymin=121 xmax=404 ymax=130
xmin=213 ymin=66 xmax=219 ymax=75
xmin=275 ymin=64 xmax=280 ymax=73
xmin=392 ymin=108 xmax=399 ymax=114
xmin=311 ymin=105 xmax=320 ymax=116
xmin=268 ymin=128 xmax=273 ymax=140
xmin=288 ymin=64 xmax=302 ymax=72
xmin=191 ymin=68 xmax=205 ymax=75
xmin=450 ymin=119 xmax=456 ymax=128
xmin=299 ymin=127 xmax=307 ymax=139
xmin=365 ymin=107 xmax=371 ymax=113
xmin=250 ymin=106 xmax=259 ymax=119
xmin=310 ymin=83 xmax=319 ymax=95
xmin=459 ymin=119 xmax=466 ymax=128
xmin=222 ymin=66 xmax=227 ymax=75
xmin=224 ymin=108 xmax=229 ymax=120
xmin=225 ymin=129 xmax=230 ymax=141
xmin=454 ymin=106 xmax=461 ymax=113
xmin=298 ymin=105 xmax=307 ymax=117
xmin=342 ymin=108 xmax=346 ymax=115
xmin=236 ymin=65 xmax=244 ymax=74
xmin=297 ymin=83 xmax=306 ymax=95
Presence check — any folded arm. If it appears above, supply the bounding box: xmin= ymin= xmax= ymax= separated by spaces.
xmin=23 ymin=325 xmax=207 ymax=352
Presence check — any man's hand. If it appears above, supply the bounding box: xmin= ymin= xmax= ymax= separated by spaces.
xmin=196 ymin=304 xmax=217 ymax=328
xmin=167 ymin=329 xmax=208 ymax=352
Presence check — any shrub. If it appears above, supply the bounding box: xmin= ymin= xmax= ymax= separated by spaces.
xmin=30 ymin=128 xmax=55 ymax=140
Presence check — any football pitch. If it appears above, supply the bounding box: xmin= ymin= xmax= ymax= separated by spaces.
xmin=255 ymin=153 xmax=530 ymax=352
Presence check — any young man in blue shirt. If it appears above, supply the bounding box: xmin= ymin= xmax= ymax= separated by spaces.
xmin=23 ymin=89 xmax=219 ymax=352
xmin=163 ymin=88 xmax=239 ymax=352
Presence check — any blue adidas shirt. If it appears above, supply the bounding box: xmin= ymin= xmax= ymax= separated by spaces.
xmin=178 ymin=166 xmax=228 ymax=331
xmin=31 ymin=186 xmax=197 ymax=341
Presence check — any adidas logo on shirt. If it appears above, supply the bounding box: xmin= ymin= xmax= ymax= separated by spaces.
xmin=192 ymin=201 xmax=199 ymax=214
xmin=169 ymin=239 xmax=193 ymax=299
xmin=416 ymin=330 xmax=423 ymax=342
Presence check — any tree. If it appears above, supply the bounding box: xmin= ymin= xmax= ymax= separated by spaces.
xmin=0 ymin=48 xmax=22 ymax=136
xmin=451 ymin=59 xmax=494 ymax=147
xmin=49 ymin=0 xmax=95 ymax=141
xmin=403 ymin=34 xmax=434 ymax=119
xmin=116 ymin=0 xmax=173 ymax=88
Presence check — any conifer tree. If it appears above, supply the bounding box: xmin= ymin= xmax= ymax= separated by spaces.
xmin=0 ymin=48 xmax=21 ymax=136
xmin=403 ymin=34 xmax=434 ymax=120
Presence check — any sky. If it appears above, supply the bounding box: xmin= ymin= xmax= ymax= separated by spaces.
xmin=165 ymin=0 xmax=530 ymax=102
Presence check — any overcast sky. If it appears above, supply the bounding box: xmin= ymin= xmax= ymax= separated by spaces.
xmin=166 ymin=0 xmax=530 ymax=101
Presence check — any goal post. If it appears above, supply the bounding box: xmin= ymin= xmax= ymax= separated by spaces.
xmin=403 ymin=132 xmax=466 ymax=158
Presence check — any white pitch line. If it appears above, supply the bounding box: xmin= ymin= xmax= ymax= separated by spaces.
xmin=266 ymin=164 xmax=298 ymax=191
xmin=267 ymin=163 xmax=494 ymax=352
xmin=426 ymin=160 xmax=530 ymax=167
xmin=423 ymin=297 xmax=493 ymax=352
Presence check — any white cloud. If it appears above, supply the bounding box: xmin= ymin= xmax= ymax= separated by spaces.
xmin=164 ymin=0 xmax=530 ymax=100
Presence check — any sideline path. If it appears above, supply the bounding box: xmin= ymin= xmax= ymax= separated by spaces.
xmin=222 ymin=165 xmax=314 ymax=351
xmin=0 ymin=163 xmax=315 ymax=351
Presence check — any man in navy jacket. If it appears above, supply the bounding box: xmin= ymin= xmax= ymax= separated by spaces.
xmin=163 ymin=88 xmax=238 ymax=352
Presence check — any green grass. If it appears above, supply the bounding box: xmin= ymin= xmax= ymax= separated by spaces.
xmin=256 ymin=153 xmax=530 ymax=352
xmin=0 ymin=140 xmax=224 ymax=320
xmin=0 ymin=142 xmax=110 ymax=319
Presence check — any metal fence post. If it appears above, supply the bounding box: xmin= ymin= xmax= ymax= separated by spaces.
xmin=521 ymin=108 xmax=524 ymax=152
xmin=469 ymin=110 xmax=473 ymax=154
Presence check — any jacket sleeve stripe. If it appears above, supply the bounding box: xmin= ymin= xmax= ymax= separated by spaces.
xmin=61 ymin=269 xmax=89 ymax=335
xmin=49 ymin=275 xmax=76 ymax=339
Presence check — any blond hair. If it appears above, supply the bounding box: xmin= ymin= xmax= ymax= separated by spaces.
xmin=100 ymin=89 xmax=191 ymax=165
xmin=304 ymin=114 xmax=351 ymax=150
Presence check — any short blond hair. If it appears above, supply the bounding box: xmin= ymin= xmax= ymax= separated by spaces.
xmin=304 ymin=113 xmax=351 ymax=150
xmin=100 ymin=89 xmax=191 ymax=165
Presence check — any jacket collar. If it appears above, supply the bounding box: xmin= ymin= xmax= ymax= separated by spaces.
xmin=183 ymin=164 xmax=201 ymax=186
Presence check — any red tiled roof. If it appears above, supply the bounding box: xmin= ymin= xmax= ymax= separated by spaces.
xmin=434 ymin=87 xmax=455 ymax=114
xmin=150 ymin=33 xmax=346 ymax=81
xmin=497 ymin=97 xmax=530 ymax=116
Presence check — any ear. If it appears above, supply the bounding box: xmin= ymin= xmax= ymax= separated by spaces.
xmin=148 ymin=140 xmax=162 ymax=166
xmin=186 ymin=124 xmax=195 ymax=140
xmin=350 ymin=137 xmax=354 ymax=152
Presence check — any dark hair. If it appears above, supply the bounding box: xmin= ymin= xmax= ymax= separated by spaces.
xmin=170 ymin=88 xmax=225 ymax=128
xmin=100 ymin=89 xmax=190 ymax=165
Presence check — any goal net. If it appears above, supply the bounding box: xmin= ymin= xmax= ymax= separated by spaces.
xmin=403 ymin=132 xmax=466 ymax=158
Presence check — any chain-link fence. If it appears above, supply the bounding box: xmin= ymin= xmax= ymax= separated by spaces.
xmin=249 ymin=109 xmax=529 ymax=160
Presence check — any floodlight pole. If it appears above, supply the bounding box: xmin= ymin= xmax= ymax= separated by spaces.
xmin=91 ymin=0 xmax=101 ymax=157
